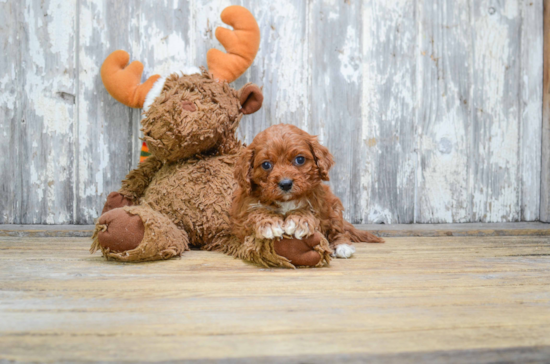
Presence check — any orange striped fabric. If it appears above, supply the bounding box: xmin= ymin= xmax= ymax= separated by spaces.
xmin=140 ymin=142 xmax=151 ymax=163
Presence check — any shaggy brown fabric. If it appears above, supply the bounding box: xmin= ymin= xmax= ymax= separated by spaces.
xmin=142 ymin=70 xmax=242 ymax=163
xmin=143 ymin=155 xmax=238 ymax=247
xmin=96 ymin=208 xmax=144 ymax=252
xmin=119 ymin=155 xmax=164 ymax=201
xmin=91 ymin=206 xmax=189 ymax=262
xmin=101 ymin=191 xmax=134 ymax=215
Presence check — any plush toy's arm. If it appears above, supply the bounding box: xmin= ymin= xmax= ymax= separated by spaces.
xmin=118 ymin=155 xmax=163 ymax=201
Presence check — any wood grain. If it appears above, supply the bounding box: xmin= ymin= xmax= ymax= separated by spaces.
xmin=520 ymin=0 xmax=543 ymax=221
xmin=15 ymin=0 xmax=77 ymax=224
xmin=542 ymin=0 xmax=550 ymax=222
xmin=310 ymin=0 xmax=363 ymax=222
xmin=0 ymin=0 xmax=21 ymax=223
xmin=76 ymin=0 xmax=142 ymax=223
xmin=416 ymin=0 xmax=471 ymax=223
xmin=237 ymin=0 xmax=310 ymax=144
xmin=361 ymin=0 xmax=417 ymax=224
xmin=471 ymin=0 xmax=522 ymax=222
xmin=0 ymin=236 xmax=549 ymax=362
xmin=0 ymin=0 xmax=544 ymax=224
xmin=3 ymin=222 xmax=549 ymax=238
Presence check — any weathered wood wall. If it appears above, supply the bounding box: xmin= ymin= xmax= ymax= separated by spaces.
xmin=541 ymin=0 xmax=550 ymax=222
xmin=0 ymin=0 xmax=544 ymax=224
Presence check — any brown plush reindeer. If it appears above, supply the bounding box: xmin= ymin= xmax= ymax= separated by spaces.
xmin=91 ymin=6 xmax=332 ymax=268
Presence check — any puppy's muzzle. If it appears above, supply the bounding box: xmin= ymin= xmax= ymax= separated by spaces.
xmin=278 ymin=179 xmax=293 ymax=192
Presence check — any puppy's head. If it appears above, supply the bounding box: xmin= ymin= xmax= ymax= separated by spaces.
xmin=235 ymin=124 xmax=334 ymax=202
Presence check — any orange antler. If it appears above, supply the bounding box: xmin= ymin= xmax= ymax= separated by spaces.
xmin=100 ymin=50 xmax=161 ymax=108
xmin=207 ymin=6 xmax=260 ymax=83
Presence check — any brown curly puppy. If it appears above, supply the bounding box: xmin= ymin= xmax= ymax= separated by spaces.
xmin=231 ymin=124 xmax=384 ymax=264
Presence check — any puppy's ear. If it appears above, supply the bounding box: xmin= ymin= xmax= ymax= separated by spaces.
xmin=234 ymin=145 xmax=255 ymax=193
xmin=308 ymin=136 xmax=334 ymax=181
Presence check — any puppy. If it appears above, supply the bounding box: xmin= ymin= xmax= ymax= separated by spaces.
xmin=231 ymin=124 xmax=384 ymax=260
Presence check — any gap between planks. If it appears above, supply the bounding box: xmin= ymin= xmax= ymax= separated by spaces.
xmin=0 ymin=222 xmax=549 ymax=238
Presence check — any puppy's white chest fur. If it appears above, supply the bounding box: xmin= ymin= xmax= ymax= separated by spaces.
xmin=276 ymin=200 xmax=305 ymax=214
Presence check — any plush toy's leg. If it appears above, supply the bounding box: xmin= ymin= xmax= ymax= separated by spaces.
xmin=101 ymin=191 xmax=134 ymax=214
xmin=211 ymin=232 xmax=332 ymax=269
xmin=90 ymin=205 xmax=189 ymax=262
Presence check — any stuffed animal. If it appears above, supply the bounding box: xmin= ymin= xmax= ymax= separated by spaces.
xmin=90 ymin=6 xmax=332 ymax=268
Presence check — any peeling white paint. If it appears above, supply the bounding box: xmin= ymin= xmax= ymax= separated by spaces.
xmin=1 ymin=0 xmax=543 ymax=224
xmin=47 ymin=0 xmax=73 ymax=59
xmin=0 ymin=74 xmax=16 ymax=110
xmin=338 ymin=26 xmax=360 ymax=84
xmin=268 ymin=1 xmax=309 ymax=121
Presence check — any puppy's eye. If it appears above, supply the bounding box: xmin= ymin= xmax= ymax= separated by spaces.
xmin=261 ymin=161 xmax=272 ymax=170
xmin=294 ymin=156 xmax=306 ymax=166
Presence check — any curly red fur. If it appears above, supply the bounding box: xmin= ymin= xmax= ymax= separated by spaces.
xmin=231 ymin=124 xmax=384 ymax=249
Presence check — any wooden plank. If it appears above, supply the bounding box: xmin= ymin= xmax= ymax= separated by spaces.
xmin=415 ymin=0 xmax=472 ymax=223
xmin=237 ymin=0 xmax=310 ymax=145
xmin=519 ymin=0 xmax=543 ymax=221
xmin=191 ymin=0 xmax=235 ymax=74
xmin=0 ymin=0 xmax=22 ymax=223
xmin=0 ymin=236 xmax=549 ymax=362
xmin=16 ymin=0 xmax=77 ymax=223
xmin=542 ymin=0 xmax=550 ymax=222
xmin=470 ymin=0 xmax=522 ymax=222
xmin=308 ymin=1 xmax=362 ymax=222
xmin=0 ymin=0 xmax=545 ymax=225
xmin=76 ymin=0 xmax=142 ymax=223
xmin=361 ymin=0 xmax=416 ymax=223
xmin=138 ymin=0 xmax=194 ymax=84
xmin=1 ymin=222 xmax=549 ymax=238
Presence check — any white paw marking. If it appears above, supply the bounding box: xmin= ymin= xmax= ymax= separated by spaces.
xmin=333 ymin=244 xmax=356 ymax=259
xmin=294 ymin=223 xmax=310 ymax=240
xmin=283 ymin=219 xmax=297 ymax=235
xmin=257 ymin=223 xmax=284 ymax=239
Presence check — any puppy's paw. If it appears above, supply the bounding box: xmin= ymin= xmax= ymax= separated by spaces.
xmin=256 ymin=219 xmax=284 ymax=240
xmin=333 ymin=244 xmax=356 ymax=259
xmin=284 ymin=215 xmax=314 ymax=239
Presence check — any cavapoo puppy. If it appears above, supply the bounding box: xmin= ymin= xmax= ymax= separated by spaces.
xmin=231 ymin=124 xmax=384 ymax=263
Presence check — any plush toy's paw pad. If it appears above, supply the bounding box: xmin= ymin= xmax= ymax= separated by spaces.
xmin=256 ymin=220 xmax=284 ymax=239
xmin=333 ymin=244 xmax=356 ymax=259
xmin=274 ymin=232 xmax=324 ymax=267
xmin=101 ymin=191 xmax=134 ymax=215
xmin=97 ymin=209 xmax=144 ymax=253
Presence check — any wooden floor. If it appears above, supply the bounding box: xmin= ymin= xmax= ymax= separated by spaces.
xmin=1 ymin=235 xmax=550 ymax=363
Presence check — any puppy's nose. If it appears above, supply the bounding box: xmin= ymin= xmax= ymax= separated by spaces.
xmin=278 ymin=179 xmax=293 ymax=192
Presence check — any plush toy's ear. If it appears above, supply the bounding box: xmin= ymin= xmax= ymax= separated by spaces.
xmin=101 ymin=50 xmax=161 ymax=108
xmin=308 ymin=135 xmax=334 ymax=181
xmin=238 ymin=83 xmax=263 ymax=115
xmin=207 ymin=6 xmax=260 ymax=82
xmin=234 ymin=146 xmax=255 ymax=194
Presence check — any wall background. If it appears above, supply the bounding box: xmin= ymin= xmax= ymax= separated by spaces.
xmin=0 ymin=0 xmax=544 ymax=224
